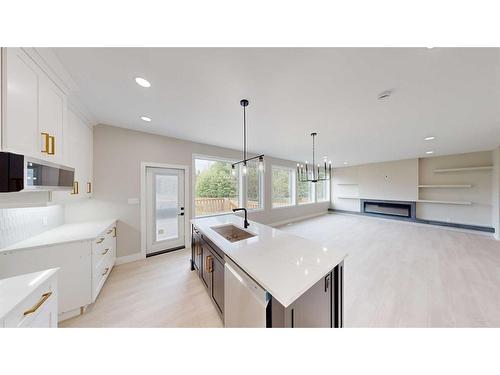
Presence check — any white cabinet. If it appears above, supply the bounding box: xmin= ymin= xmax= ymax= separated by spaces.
xmin=0 ymin=221 xmax=117 ymax=321
xmin=38 ymin=74 xmax=66 ymax=164
xmin=52 ymin=109 xmax=93 ymax=202
xmin=1 ymin=47 xmax=67 ymax=163
xmin=2 ymin=48 xmax=39 ymax=157
xmin=0 ymin=269 xmax=59 ymax=328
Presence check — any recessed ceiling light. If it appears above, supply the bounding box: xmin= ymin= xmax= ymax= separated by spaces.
xmin=424 ymin=136 xmax=435 ymax=141
xmin=135 ymin=77 xmax=151 ymax=88
xmin=426 ymin=151 xmax=434 ymax=154
xmin=141 ymin=116 xmax=152 ymax=122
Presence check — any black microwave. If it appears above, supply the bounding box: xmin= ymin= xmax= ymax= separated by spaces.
xmin=0 ymin=152 xmax=75 ymax=192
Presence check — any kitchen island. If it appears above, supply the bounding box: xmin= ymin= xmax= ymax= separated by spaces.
xmin=191 ymin=214 xmax=346 ymax=328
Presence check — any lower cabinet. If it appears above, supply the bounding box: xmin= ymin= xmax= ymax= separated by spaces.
xmin=1 ymin=269 xmax=59 ymax=328
xmin=192 ymin=225 xmax=224 ymax=318
xmin=0 ymin=222 xmax=117 ymax=321
xmin=191 ymin=225 xmax=344 ymax=328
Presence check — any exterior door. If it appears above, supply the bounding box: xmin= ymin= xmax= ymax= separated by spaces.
xmin=146 ymin=167 xmax=185 ymax=255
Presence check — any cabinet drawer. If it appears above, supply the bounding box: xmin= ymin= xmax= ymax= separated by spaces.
xmin=92 ymin=235 xmax=115 ymax=268
xmin=92 ymin=250 xmax=114 ymax=302
xmin=4 ymin=275 xmax=57 ymax=328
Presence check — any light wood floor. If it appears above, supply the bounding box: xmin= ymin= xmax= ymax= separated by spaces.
xmin=62 ymin=213 xmax=500 ymax=328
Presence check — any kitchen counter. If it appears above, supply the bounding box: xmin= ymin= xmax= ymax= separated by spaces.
xmin=191 ymin=214 xmax=347 ymax=308
xmin=0 ymin=268 xmax=58 ymax=320
xmin=0 ymin=219 xmax=117 ymax=253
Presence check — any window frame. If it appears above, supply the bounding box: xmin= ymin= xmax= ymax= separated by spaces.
xmin=192 ymin=154 xmax=265 ymax=218
xmin=315 ymin=179 xmax=330 ymax=203
xmin=271 ymin=165 xmax=296 ymax=209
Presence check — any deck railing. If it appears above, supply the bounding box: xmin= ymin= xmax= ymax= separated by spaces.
xmin=195 ymin=197 xmax=260 ymax=215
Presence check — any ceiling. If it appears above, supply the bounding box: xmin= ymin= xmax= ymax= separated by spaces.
xmin=52 ymin=48 xmax=500 ymax=166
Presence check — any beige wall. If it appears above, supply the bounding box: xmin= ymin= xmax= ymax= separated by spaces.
xmin=493 ymin=148 xmax=500 ymax=239
xmin=332 ymin=150 xmax=497 ymax=228
xmin=65 ymin=125 xmax=329 ymax=257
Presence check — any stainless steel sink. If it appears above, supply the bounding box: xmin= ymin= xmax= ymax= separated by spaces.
xmin=211 ymin=224 xmax=256 ymax=242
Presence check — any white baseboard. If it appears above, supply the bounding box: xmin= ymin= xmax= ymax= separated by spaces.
xmin=115 ymin=253 xmax=144 ymax=265
xmin=268 ymin=211 xmax=327 ymax=228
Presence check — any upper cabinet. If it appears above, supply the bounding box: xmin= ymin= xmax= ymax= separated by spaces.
xmin=38 ymin=74 xmax=66 ymax=164
xmin=2 ymin=48 xmax=67 ymax=163
xmin=2 ymin=48 xmax=40 ymax=157
xmin=1 ymin=47 xmax=94 ymax=203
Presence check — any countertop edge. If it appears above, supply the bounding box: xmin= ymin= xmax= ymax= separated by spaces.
xmin=0 ymin=219 xmax=118 ymax=253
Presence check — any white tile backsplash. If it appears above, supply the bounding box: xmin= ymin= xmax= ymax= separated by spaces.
xmin=0 ymin=205 xmax=65 ymax=249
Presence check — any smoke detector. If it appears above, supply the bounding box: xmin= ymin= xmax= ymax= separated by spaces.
xmin=378 ymin=90 xmax=392 ymax=100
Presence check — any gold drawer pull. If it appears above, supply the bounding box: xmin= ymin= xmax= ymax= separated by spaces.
xmin=96 ymin=237 xmax=105 ymax=244
xmin=106 ymin=229 xmax=113 ymax=235
xmin=41 ymin=132 xmax=49 ymax=153
xmin=205 ymin=255 xmax=213 ymax=273
xmin=70 ymin=181 xmax=79 ymax=195
xmin=48 ymin=135 xmax=55 ymax=155
xmin=102 ymin=267 xmax=110 ymax=276
xmin=23 ymin=292 xmax=52 ymax=316
xmin=102 ymin=248 xmax=110 ymax=255
xmin=87 ymin=182 xmax=92 ymax=194
xmin=112 ymin=227 xmax=117 ymax=238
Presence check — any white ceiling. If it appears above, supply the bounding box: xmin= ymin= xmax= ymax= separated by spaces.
xmin=51 ymin=48 xmax=500 ymax=166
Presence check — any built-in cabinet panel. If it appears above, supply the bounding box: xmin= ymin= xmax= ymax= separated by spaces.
xmin=38 ymin=74 xmax=66 ymax=164
xmin=1 ymin=47 xmax=93 ymax=205
xmin=0 ymin=221 xmax=117 ymax=321
xmin=3 ymin=48 xmax=39 ymax=157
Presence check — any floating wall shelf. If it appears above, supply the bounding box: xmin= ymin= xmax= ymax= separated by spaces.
xmin=418 ymin=184 xmax=472 ymax=188
xmin=417 ymin=199 xmax=472 ymax=206
xmin=433 ymin=166 xmax=493 ymax=173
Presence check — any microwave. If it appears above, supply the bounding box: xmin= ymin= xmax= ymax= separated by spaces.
xmin=0 ymin=151 xmax=75 ymax=192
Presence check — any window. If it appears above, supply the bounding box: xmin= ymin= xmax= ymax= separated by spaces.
xmin=316 ymin=180 xmax=330 ymax=202
xmin=298 ymin=180 xmax=314 ymax=204
xmin=272 ymin=166 xmax=295 ymax=208
xmin=246 ymin=159 xmax=264 ymax=210
xmin=194 ymin=157 xmax=239 ymax=216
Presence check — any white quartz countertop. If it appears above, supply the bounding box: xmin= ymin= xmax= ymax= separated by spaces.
xmin=191 ymin=214 xmax=347 ymax=308
xmin=0 ymin=268 xmax=58 ymax=320
xmin=0 ymin=219 xmax=117 ymax=253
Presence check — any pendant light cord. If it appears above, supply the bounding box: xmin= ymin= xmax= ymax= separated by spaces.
xmin=243 ymin=104 xmax=247 ymax=163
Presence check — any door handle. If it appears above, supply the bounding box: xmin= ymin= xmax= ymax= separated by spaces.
xmin=325 ymin=274 xmax=331 ymax=292
xmin=178 ymin=212 xmax=184 ymax=216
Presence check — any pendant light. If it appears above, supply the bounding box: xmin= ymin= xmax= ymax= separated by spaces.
xmin=297 ymin=132 xmax=332 ymax=183
xmin=231 ymin=99 xmax=264 ymax=175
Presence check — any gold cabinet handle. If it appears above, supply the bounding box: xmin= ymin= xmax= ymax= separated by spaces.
xmin=23 ymin=292 xmax=52 ymax=316
xmin=96 ymin=237 xmax=105 ymax=244
xmin=102 ymin=248 xmax=110 ymax=255
xmin=70 ymin=181 xmax=79 ymax=195
xmin=48 ymin=135 xmax=55 ymax=155
xmin=205 ymin=255 xmax=213 ymax=273
xmin=112 ymin=227 xmax=117 ymax=238
xmin=106 ymin=229 xmax=113 ymax=235
xmin=41 ymin=132 xmax=50 ymax=153
xmin=87 ymin=182 xmax=92 ymax=194
xmin=102 ymin=267 xmax=109 ymax=276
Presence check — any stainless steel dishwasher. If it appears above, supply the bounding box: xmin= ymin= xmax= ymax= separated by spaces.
xmin=224 ymin=257 xmax=270 ymax=327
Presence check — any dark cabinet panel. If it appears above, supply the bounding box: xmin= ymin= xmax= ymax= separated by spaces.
xmin=201 ymin=244 xmax=212 ymax=289
xmin=289 ymin=273 xmax=332 ymax=328
xmin=193 ymin=233 xmax=202 ymax=272
xmin=211 ymin=253 xmax=224 ymax=314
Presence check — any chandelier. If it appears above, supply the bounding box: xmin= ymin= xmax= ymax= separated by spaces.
xmin=231 ymin=99 xmax=264 ymax=175
xmin=297 ymin=132 xmax=332 ymax=183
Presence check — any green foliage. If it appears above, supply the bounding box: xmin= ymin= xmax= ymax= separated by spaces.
xmin=272 ymin=168 xmax=292 ymax=198
xmin=196 ymin=161 xmax=237 ymax=198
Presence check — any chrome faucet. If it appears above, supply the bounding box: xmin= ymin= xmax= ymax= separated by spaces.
xmin=233 ymin=208 xmax=249 ymax=228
